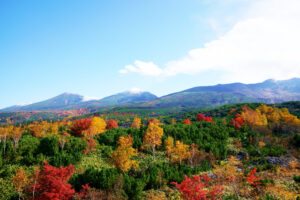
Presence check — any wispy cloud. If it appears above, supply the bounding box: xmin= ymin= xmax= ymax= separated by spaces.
xmin=119 ymin=0 xmax=300 ymax=83
xmin=119 ymin=60 xmax=163 ymax=76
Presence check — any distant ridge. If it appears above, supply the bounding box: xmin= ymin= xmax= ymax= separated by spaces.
xmin=142 ymin=78 xmax=300 ymax=110
xmin=1 ymin=78 xmax=300 ymax=112
xmin=0 ymin=91 xmax=158 ymax=112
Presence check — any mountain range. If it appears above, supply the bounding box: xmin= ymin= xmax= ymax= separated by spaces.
xmin=1 ymin=78 xmax=300 ymax=112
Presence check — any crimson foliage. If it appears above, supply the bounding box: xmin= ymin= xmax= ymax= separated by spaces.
xmin=197 ymin=114 xmax=214 ymax=123
xmin=230 ymin=114 xmax=244 ymax=130
xmin=106 ymin=119 xmax=118 ymax=129
xmin=71 ymin=118 xmax=92 ymax=137
xmin=32 ymin=161 xmax=75 ymax=200
xmin=172 ymin=174 xmax=224 ymax=200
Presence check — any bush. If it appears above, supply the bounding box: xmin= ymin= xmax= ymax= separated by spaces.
xmin=0 ymin=178 xmax=18 ymax=200
xmin=123 ymin=174 xmax=146 ymax=200
xmin=64 ymin=136 xmax=86 ymax=154
xmin=247 ymin=145 xmax=260 ymax=156
xmin=260 ymin=145 xmax=286 ymax=157
xmin=50 ymin=151 xmax=82 ymax=167
xmin=98 ymin=145 xmax=113 ymax=158
xmin=294 ymin=175 xmax=300 ymax=183
xmin=70 ymin=167 xmax=119 ymax=191
xmin=39 ymin=136 xmax=59 ymax=156
xmin=18 ymin=135 xmax=40 ymax=165
xmin=260 ymin=178 xmax=275 ymax=186
xmin=0 ymin=164 xmax=21 ymax=179
xmin=47 ymin=136 xmax=86 ymax=167
xmin=292 ymin=134 xmax=300 ymax=148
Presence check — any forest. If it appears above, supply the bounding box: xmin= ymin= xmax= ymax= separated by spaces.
xmin=0 ymin=103 xmax=299 ymax=200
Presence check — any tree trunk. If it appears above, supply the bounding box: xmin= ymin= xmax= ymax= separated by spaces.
xmin=152 ymin=146 xmax=155 ymax=160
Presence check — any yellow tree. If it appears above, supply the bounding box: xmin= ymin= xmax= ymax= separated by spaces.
xmin=29 ymin=121 xmax=51 ymax=138
xmin=9 ymin=126 xmax=23 ymax=149
xmin=147 ymin=118 xmax=162 ymax=126
xmin=164 ymin=136 xmax=174 ymax=157
xmin=84 ymin=117 xmax=106 ymax=139
xmin=111 ymin=135 xmax=139 ymax=172
xmin=12 ymin=168 xmax=30 ymax=200
xmin=241 ymin=107 xmax=268 ymax=127
xmin=170 ymin=140 xmax=191 ymax=164
xmin=143 ymin=123 xmax=163 ymax=160
xmin=130 ymin=118 xmax=142 ymax=128
xmin=50 ymin=122 xmax=59 ymax=136
xmin=0 ymin=126 xmax=9 ymax=155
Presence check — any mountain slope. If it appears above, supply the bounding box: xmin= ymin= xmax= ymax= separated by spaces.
xmin=96 ymin=91 xmax=157 ymax=106
xmin=0 ymin=91 xmax=158 ymax=112
xmin=143 ymin=78 xmax=300 ymax=110
xmin=1 ymin=93 xmax=84 ymax=112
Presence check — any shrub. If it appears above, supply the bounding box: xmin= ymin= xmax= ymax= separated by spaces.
xmin=18 ymin=135 xmax=40 ymax=165
xmin=260 ymin=145 xmax=286 ymax=157
xmin=70 ymin=167 xmax=119 ymax=191
xmin=292 ymin=134 xmax=300 ymax=148
xmin=293 ymin=175 xmax=300 ymax=183
xmin=39 ymin=136 xmax=59 ymax=156
xmin=0 ymin=178 xmax=18 ymax=200
xmin=123 ymin=174 xmax=146 ymax=200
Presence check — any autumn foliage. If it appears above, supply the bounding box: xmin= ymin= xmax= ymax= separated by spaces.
xmin=230 ymin=114 xmax=244 ymax=130
xmin=143 ymin=122 xmax=163 ymax=159
xmin=197 ymin=113 xmax=214 ymax=123
xmin=147 ymin=118 xmax=162 ymax=126
xmin=245 ymin=168 xmax=261 ymax=186
xmin=172 ymin=174 xmax=224 ymax=200
xmin=183 ymin=118 xmax=192 ymax=125
xmin=111 ymin=135 xmax=139 ymax=171
xmin=32 ymin=161 xmax=75 ymax=200
xmin=71 ymin=118 xmax=92 ymax=137
xmin=106 ymin=119 xmax=118 ymax=129
xmin=12 ymin=168 xmax=29 ymax=200
xmin=165 ymin=137 xmax=191 ymax=164
xmin=130 ymin=118 xmax=142 ymax=128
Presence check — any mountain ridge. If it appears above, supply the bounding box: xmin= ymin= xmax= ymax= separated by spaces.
xmin=0 ymin=91 xmax=158 ymax=112
xmin=1 ymin=78 xmax=300 ymax=112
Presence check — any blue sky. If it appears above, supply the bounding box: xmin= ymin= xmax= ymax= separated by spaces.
xmin=1 ymin=0 xmax=300 ymax=108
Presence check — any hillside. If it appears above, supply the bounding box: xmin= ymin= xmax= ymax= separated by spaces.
xmin=0 ymin=91 xmax=158 ymax=112
xmin=1 ymin=93 xmax=84 ymax=112
xmin=144 ymin=78 xmax=300 ymax=110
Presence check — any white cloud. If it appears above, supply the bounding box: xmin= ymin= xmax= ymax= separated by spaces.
xmin=119 ymin=0 xmax=300 ymax=83
xmin=82 ymin=96 xmax=99 ymax=101
xmin=129 ymin=87 xmax=143 ymax=94
xmin=119 ymin=60 xmax=163 ymax=76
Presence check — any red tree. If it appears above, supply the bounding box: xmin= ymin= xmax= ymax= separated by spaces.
xmin=183 ymin=118 xmax=192 ymax=125
xmin=70 ymin=118 xmax=92 ymax=137
xmin=106 ymin=119 xmax=118 ymax=129
xmin=172 ymin=174 xmax=224 ymax=200
xmin=230 ymin=114 xmax=244 ymax=130
xmin=32 ymin=161 xmax=75 ymax=200
xmin=197 ymin=113 xmax=214 ymax=123
xmin=197 ymin=113 xmax=206 ymax=121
